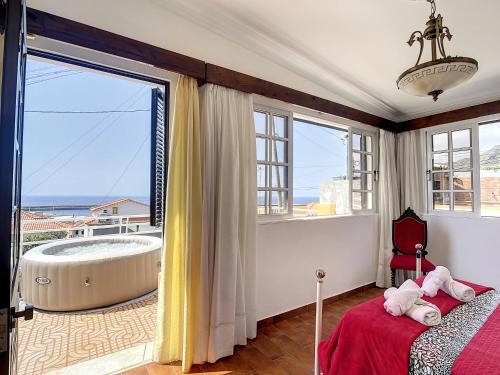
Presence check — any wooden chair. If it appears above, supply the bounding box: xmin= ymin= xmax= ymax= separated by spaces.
xmin=390 ymin=207 xmax=436 ymax=287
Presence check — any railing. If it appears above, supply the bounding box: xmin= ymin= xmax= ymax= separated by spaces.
xmin=21 ymin=214 xmax=161 ymax=252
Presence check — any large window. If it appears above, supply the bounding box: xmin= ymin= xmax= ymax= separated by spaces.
xmin=255 ymin=108 xmax=290 ymax=215
xmin=479 ymin=120 xmax=500 ymax=217
xmin=254 ymin=106 xmax=378 ymax=218
xmin=428 ymin=128 xmax=474 ymax=212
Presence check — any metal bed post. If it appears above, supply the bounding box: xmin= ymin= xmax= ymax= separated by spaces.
xmin=314 ymin=269 xmax=326 ymax=375
xmin=415 ymin=243 xmax=423 ymax=279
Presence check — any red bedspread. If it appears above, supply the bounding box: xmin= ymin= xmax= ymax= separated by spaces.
xmin=318 ymin=279 xmax=493 ymax=375
xmin=452 ymin=305 xmax=500 ymax=375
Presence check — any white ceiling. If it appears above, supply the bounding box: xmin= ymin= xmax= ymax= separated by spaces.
xmin=156 ymin=0 xmax=500 ymax=122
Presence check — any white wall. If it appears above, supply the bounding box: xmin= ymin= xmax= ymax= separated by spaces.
xmin=425 ymin=215 xmax=500 ymax=290
xmin=256 ymin=215 xmax=378 ymax=320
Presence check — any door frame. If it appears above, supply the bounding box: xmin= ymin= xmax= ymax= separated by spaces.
xmin=0 ymin=0 xmax=25 ymax=373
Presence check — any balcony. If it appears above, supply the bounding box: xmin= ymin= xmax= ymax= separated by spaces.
xmin=18 ymin=213 xmax=162 ymax=375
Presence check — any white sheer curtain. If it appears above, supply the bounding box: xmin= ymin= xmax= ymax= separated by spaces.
xmin=397 ymin=130 xmax=427 ymax=214
xmin=198 ymin=84 xmax=257 ymax=363
xmin=376 ymin=130 xmax=400 ymax=288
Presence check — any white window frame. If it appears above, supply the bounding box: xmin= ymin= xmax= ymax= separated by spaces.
xmin=350 ymin=127 xmax=379 ymax=214
xmin=255 ymin=104 xmax=293 ymax=217
xmin=425 ymin=121 xmax=480 ymax=216
xmin=254 ymin=98 xmax=380 ymax=219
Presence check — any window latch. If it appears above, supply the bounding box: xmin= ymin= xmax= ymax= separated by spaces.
xmin=373 ymin=170 xmax=379 ymax=182
xmin=426 ymin=169 xmax=432 ymax=181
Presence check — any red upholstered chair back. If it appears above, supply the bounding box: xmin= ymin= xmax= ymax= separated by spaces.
xmin=392 ymin=207 xmax=427 ymax=255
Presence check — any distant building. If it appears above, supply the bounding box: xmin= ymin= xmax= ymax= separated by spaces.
xmin=90 ymin=198 xmax=150 ymax=217
xmin=89 ymin=198 xmax=153 ymax=236
xmin=319 ymin=177 xmax=349 ymax=215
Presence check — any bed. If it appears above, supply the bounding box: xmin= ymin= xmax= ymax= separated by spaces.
xmin=317 ymin=278 xmax=500 ymax=375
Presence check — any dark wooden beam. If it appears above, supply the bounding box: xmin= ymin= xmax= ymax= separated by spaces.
xmin=399 ymin=100 xmax=500 ymax=132
xmin=25 ymin=8 xmax=206 ymax=79
xmin=206 ymin=64 xmax=397 ymax=130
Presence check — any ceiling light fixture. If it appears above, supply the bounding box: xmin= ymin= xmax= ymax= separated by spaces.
xmin=396 ymin=0 xmax=478 ymax=101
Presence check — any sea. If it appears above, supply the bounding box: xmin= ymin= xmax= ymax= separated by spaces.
xmin=22 ymin=195 xmax=319 ymax=217
xmin=21 ymin=195 xmax=150 ymax=217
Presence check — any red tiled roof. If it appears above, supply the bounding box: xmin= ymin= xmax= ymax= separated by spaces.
xmin=21 ymin=210 xmax=52 ymax=220
xmin=21 ymin=210 xmax=89 ymax=232
xmin=90 ymin=198 xmax=149 ymax=212
xmin=22 ymin=220 xmax=73 ymax=232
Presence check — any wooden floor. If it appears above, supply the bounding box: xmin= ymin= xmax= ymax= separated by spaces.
xmin=122 ymin=287 xmax=384 ymax=375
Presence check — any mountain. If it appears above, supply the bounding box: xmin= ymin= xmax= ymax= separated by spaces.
xmin=480 ymin=145 xmax=500 ymax=170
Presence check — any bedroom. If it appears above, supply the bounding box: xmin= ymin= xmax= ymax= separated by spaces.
xmin=0 ymin=0 xmax=498 ymax=374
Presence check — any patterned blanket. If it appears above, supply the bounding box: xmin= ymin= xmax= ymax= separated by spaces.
xmin=409 ymin=290 xmax=500 ymax=374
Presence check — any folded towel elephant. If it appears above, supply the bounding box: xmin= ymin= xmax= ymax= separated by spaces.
xmin=384 ymin=283 xmax=441 ymax=326
xmin=383 ymin=279 xmax=423 ymax=316
xmin=421 ymin=266 xmax=475 ymax=302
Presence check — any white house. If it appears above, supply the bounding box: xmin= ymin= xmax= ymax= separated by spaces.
xmin=90 ymin=198 xmax=150 ymax=217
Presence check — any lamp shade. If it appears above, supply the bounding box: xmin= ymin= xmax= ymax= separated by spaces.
xmin=397 ymin=57 xmax=478 ymax=101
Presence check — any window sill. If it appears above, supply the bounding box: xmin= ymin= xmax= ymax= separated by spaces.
xmin=424 ymin=212 xmax=500 ymax=220
xmin=423 ymin=211 xmax=478 ymax=218
xmin=257 ymin=212 xmax=377 ymax=225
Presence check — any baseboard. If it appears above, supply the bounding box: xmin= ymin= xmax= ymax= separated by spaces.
xmin=257 ymin=282 xmax=377 ymax=329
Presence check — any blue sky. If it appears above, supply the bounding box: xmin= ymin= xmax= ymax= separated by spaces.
xmin=293 ymin=120 xmax=348 ymax=198
xmin=22 ymin=57 xmax=156 ymax=198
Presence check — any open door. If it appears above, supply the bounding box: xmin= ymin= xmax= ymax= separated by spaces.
xmin=0 ymin=0 xmax=32 ymax=374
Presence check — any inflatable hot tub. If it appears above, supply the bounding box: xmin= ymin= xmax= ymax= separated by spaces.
xmin=21 ymin=235 xmax=161 ymax=312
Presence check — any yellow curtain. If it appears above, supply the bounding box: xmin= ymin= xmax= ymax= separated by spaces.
xmin=154 ymin=76 xmax=202 ymax=373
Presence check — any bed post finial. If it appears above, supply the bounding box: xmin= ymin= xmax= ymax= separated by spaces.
xmin=315 ymin=269 xmax=326 ymax=375
xmin=316 ymin=269 xmax=326 ymax=282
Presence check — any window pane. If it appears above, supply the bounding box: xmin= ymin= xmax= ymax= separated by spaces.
xmin=433 ymin=172 xmax=449 ymax=190
xmin=432 ymin=133 xmax=448 ymax=151
xmin=365 ymin=192 xmax=373 ymax=210
xmin=254 ymin=111 xmax=266 ymax=134
xmin=272 ymin=166 xmax=287 ymax=188
xmin=257 ymin=164 xmax=267 ymax=188
xmin=366 ymin=173 xmax=373 ymax=190
xmin=272 ymin=116 xmax=286 ymax=138
xmin=479 ymin=121 xmax=500 ymax=216
xmin=433 ymin=192 xmax=451 ymax=210
xmin=293 ymin=119 xmax=348 ymax=216
xmin=453 ymin=150 xmax=471 ymax=170
xmin=454 ymin=192 xmax=473 ymax=212
xmin=352 ymin=191 xmax=362 ymax=210
xmin=453 ymin=171 xmax=472 ymax=190
xmin=271 ymin=140 xmax=286 ymax=163
xmin=433 ymin=152 xmax=449 ymax=170
xmin=452 ymin=129 xmax=471 ymax=149
xmin=256 ymin=137 xmax=267 ymax=161
xmin=365 ymin=135 xmax=373 ymax=153
xmin=352 ymin=133 xmax=361 ymax=151
xmin=271 ymin=191 xmax=287 ymax=214
xmin=352 ymin=152 xmax=360 ymax=170
xmin=257 ymin=191 xmax=267 ymax=215
xmin=364 ymin=154 xmax=373 ymax=171
xmin=352 ymin=172 xmax=361 ymax=190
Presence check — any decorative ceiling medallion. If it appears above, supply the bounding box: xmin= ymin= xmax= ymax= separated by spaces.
xmin=397 ymin=0 xmax=478 ymax=101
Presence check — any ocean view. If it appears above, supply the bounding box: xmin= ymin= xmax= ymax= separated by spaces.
xmin=21 ymin=195 xmax=150 ymax=216
xmin=22 ymin=195 xmax=320 ymax=217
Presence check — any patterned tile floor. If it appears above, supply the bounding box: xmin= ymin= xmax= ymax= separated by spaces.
xmin=18 ymin=294 xmax=158 ymax=375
